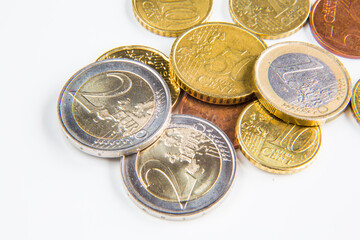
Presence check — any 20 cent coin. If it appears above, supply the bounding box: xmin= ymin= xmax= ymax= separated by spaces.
xmin=230 ymin=0 xmax=310 ymax=39
xmin=132 ymin=0 xmax=213 ymax=37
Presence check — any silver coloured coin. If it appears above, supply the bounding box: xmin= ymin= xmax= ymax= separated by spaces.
xmin=58 ymin=59 xmax=171 ymax=158
xmin=253 ymin=41 xmax=352 ymax=126
xmin=121 ymin=114 xmax=236 ymax=219
xmin=268 ymin=53 xmax=338 ymax=109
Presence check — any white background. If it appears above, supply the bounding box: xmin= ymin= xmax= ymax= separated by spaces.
xmin=1 ymin=0 xmax=359 ymax=239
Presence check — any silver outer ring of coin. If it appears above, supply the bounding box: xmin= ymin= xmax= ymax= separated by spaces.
xmin=57 ymin=59 xmax=171 ymax=158
xmin=121 ymin=114 xmax=236 ymax=219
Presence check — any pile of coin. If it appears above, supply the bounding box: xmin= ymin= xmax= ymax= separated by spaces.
xmin=57 ymin=0 xmax=359 ymax=219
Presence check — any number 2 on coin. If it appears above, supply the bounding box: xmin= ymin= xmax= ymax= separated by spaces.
xmin=70 ymin=72 xmax=132 ymax=113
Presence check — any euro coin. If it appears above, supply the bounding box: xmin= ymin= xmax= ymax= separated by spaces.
xmin=229 ymin=0 xmax=310 ymax=39
xmin=236 ymin=101 xmax=321 ymax=174
xmin=97 ymin=45 xmax=181 ymax=109
xmin=309 ymin=0 xmax=360 ymax=59
xmin=121 ymin=114 xmax=236 ymax=219
xmin=351 ymin=79 xmax=360 ymax=124
xmin=132 ymin=0 xmax=213 ymax=37
xmin=58 ymin=59 xmax=171 ymax=158
xmin=170 ymin=22 xmax=267 ymax=105
xmin=254 ymin=41 xmax=352 ymax=126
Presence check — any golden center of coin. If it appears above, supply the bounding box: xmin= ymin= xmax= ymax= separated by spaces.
xmin=171 ymin=22 xmax=266 ymax=105
xmin=73 ymin=71 xmax=155 ymax=140
xmin=229 ymin=0 xmax=310 ymax=39
xmin=136 ymin=127 xmax=221 ymax=202
xmin=97 ymin=46 xmax=181 ymax=108
xmin=254 ymin=42 xmax=352 ymax=126
xmin=236 ymin=101 xmax=321 ymax=174
xmin=351 ymin=80 xmax=360 ymax=123
xmin=132 ymin=0 xmax=213 ymax=37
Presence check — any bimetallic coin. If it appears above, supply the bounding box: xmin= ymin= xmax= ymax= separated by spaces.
xmin=310 ymin=0 xmax=360 ymax=59
xmin=97 ymin=45 xmax=181 ymax=109
xmin=178 ymin=93 xmax=247 ymax=148
xmin=254 ymin=41 xmax=352 ymax=126
xmin=229 ymin=0 xmax=310 ymax=39
xmin=236 ymin=101 xmax=322 ymax=174
xmin=121 ymin=114 xmax=236 ymax=219
xmin=170 ymin=22 xmax=267 ymax=105
xmin=351 ymin=80 xmax=360 ymax=124
xmin=132 ymin=0 xmax=213 ymax=37
xmin=58 ymin=59 xmax=171 ymax=158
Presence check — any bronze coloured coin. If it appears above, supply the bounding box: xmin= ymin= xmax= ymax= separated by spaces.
xmin=236 ymin=101 xmax=322 ymax=174
xmin=230 ymin=0 xmax=311 ymax=39
xmin=178 ymin=93 xmax=247 ymax=148
xmin=97 ymin=45 xmax=181 ymax=109
xmin=171 ymin=22 xmax=267 ymax=105
xmin=132 ymin=0 xmax=213 ymax=37
xmin=309 ymin=0 xmax=360 ymax=59
xmin=254 ymin=41 xmax=352 ymax=126
xmin=351 ymin=79 xmax=360 ymax=124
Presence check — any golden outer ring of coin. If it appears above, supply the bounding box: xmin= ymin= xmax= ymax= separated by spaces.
xmin=235 ymin=101 xmax=322 ymax=174
xmin=170 ymin=22 xmax=267 ymax=105
xmin=351 ymin=79 xmax=360 ymax=124
xmin=132 ymin=0 xmax=213 ymax=37
xmin=229 ymin=0 xmax=310 ymax=40
xmin=96 ymin=45 xmax=181 ymax=109
xmin=254 ymin=41 xmax=352 ymax=126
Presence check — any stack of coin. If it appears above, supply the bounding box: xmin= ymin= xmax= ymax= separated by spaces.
xmin=57 ymin=0 xmax=358 ymax=220
xmin=58 ymin=43 xmax=237 ymax=219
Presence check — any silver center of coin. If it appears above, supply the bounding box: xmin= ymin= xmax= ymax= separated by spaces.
xmin=268 ymin=53 xmax=338 ymax=108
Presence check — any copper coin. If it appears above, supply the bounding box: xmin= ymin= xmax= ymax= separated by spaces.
xmin=178 ymin=93 xmax=247 ymax=148
xmin=309 ymin=0 xmax=360 ymax=59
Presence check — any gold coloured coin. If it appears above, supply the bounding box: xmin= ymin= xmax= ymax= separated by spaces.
xmin=132 ymin=0 xmax=213 ymax=37
xmin=97 ymin=45 xmax=181 ymax=109
xmin=236 ymin=101 xmax=321 ymax=174
xmin=351 ymin=79 xmax=360 ymax=124
xmin=254 ymin=41 xmax=352 ymax=126
xmin=170 ymin=22 xmax=267 ymax=105
xmin=229 ymin=0 xmax=310 ymax=39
